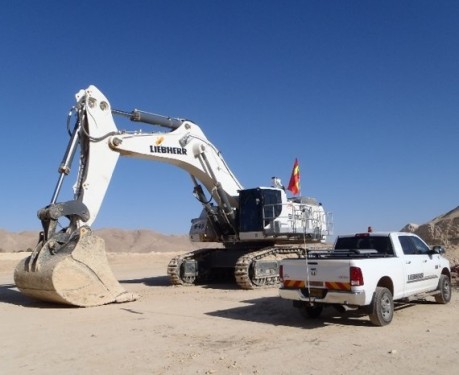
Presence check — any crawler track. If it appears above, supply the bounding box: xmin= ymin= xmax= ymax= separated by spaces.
xmin=167 ymin=248 xmax=217 ymax=285
xmin=167 ymin=246 xmax=306 ymax=288
xmin=234 ymin=246 xmax=306 ymax=289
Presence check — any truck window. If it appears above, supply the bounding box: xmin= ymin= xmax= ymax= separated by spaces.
xmin=335 ymin=236 xmax=393 ymax=255
xmin=399 ymin=235 xmax=429 ymax=255
xmin=371 ymin=237 xmax=394 ymax=255
xmin=399 ymin=236 xmax=416 ymax=254
xmin=411 ymin=236 xmax=430 ymax=254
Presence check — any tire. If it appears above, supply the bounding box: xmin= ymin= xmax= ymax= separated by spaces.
xmin=300 ymin=304 xmax=324 ymax=319
xmin=369 ymin=287 xmax=394 ymax=326
xmin=434 ymin=274 xmax=451 ymax=304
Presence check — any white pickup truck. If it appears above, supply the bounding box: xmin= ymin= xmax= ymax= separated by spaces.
xmin=279 ymin=232 xmax=452 ymax=326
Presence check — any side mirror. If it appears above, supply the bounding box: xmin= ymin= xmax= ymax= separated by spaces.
xmin=432 ymin=245 xmax=446 ymax=255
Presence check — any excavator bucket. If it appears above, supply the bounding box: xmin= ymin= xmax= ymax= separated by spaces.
xmin=14 ymin=227 xmax=138 ymax=307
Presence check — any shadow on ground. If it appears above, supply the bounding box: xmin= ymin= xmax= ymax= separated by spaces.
xmin=0 ymin=283 xmax=68 ymax=308
xmin=119 ymin=276 xmax=241 ymax=289
xmin=120 ymin=275 xmax=172 ymax=286
xmin=206 ymin=296 xmax=420 ymax=329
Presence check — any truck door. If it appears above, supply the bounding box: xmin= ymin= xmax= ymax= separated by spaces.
xmin=399 ymin=235 xmax=437 ymax=294
xmin=409 ymin=236 xmax=441 ymax=290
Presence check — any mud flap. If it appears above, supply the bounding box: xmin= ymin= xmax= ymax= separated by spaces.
xmin=14 ymin=227 xmax=138 ymax=307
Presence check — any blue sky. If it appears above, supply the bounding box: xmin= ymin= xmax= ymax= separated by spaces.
xmin=0 ymin=1 xmax=457 ymax=236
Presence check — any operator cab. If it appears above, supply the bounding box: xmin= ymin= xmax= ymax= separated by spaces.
xmin=238 ymin=188 xmax=282 ymax=234
xmin=189 ymin=187 xmax=330 ymax=244
xmin=238 ymin=187 xmax=329 ymax=242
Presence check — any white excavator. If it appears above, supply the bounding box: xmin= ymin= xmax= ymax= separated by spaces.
xmin=14 ymin=85 xmax=332 ymax=307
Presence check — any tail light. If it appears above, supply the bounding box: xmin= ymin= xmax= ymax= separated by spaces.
xmin=279 ymin=265 xmax=284 ymax=282
xmin=350 ymin=266 xmax=364 ymax=286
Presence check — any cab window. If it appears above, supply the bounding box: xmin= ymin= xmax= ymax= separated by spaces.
xmin=399 ymin=236 xmax=429 ymax=255
xmin=411 ymin=236 xmax=430 ymax=254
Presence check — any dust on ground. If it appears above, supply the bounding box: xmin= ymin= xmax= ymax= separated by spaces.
xmin=1 ymin=252 xmax=458 ymax=375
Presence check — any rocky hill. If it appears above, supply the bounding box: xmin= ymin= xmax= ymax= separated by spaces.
xmin=401 ymin=206 xmax=459 ymax=275
xmin=401 ymin=205 xmax=459 ymax=248
xmin=96 ymin=228 xmax=221 ymax=253
xmin=0 ymin=229 xmax=37 ymax=253
xmin=0 ymin=228 xmax=219 ymax=253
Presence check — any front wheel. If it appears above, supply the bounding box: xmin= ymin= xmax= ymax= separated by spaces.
xmin=369 ymin=287 xmax=394 ymax=326
xmin=434 ymin=274 xmax=451 ymax=304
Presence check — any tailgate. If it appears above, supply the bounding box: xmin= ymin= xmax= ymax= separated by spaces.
xmin=281 ymin=259 xmax=352 ymax=291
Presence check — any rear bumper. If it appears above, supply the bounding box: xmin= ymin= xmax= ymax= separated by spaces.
xmin=279 ymin=287 xmax=367 ymax=306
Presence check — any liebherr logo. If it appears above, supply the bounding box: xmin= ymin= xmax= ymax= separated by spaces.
xmin=150 ymin=137 xmax=187 ymax=155
xmin=150 ymin=145 xmax=188 ymax=155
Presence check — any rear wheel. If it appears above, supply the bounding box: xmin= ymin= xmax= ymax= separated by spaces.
xmin=434 ymin=274 xmax=451 ymax=304
xmin=369 ymin=287 xmax=394 ymax=326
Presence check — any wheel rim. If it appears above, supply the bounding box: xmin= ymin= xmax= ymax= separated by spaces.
xmin=380 ymin=294 xmax=392 ymax=320
xmin=442 ymin=278 xmax=451 ymax=300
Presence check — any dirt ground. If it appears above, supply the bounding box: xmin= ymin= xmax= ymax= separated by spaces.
xmin=1 ymin=252 xmax=458 ymax=375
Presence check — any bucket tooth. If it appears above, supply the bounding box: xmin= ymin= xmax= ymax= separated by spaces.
xmin=14 ymin=227 xmax=138 ymax=307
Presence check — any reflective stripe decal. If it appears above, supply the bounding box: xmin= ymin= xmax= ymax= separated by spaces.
xmin=325 ymin=282 xmax=351 ymax=291
xmin=283 ymin=280 xmax=350 ymax=290
xmin=283 ymin=280 xmax=305 ymax=288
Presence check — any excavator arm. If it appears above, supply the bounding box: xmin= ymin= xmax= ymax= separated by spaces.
xmin=55 ymin=85 xmax=243 ymax=233
xmin=14 ymin=85 xmax=245 ymax=307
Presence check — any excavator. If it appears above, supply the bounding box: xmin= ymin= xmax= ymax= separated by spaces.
xmin=14 ymin=85 xmax=332 ymax=307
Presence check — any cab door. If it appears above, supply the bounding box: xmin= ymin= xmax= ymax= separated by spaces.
xmin=399 ymin=235 xmax=438 ymax=295
xmin=410 ymin=236 xmax=441 ymax=290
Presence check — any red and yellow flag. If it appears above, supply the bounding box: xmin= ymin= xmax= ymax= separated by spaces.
xmin=287 ymin=158 xmax=300 ymax=195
